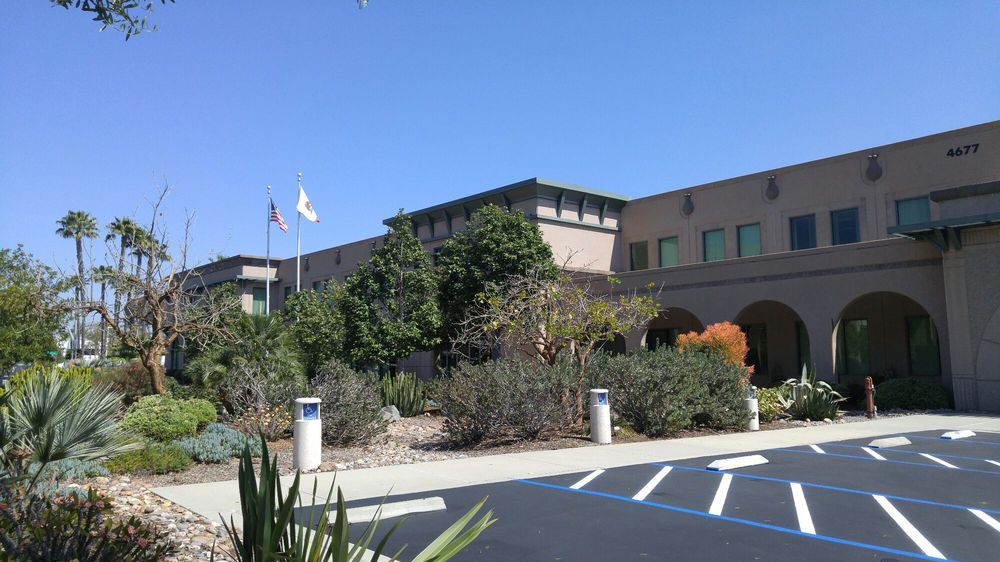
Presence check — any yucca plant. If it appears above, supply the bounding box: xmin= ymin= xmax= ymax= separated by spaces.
xmin=215 ymin=435 xmax=494 ymax=562
xmin=779 ymin=365 xmax=845 ymax=421
xmin=0 ymin=367 xmax=138 ymax=488
xmin=382 ymin=372 xmax=426 ymax=417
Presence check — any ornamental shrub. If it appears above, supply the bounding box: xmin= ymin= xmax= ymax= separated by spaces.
xmin=232 ymin=405 xmax=292 ymax=442
xmin=29 ymin=459 xmax=110 ymax=482
xmin=382 ymin=372 xmax=426 ymax=417
xmin=0 ymin=364 xmax=92 ymax=398
xmin=119 ymin=395 xmax=216 ymax=441
xmin=875 ymin=378 xmax=951 ymax=410
xmin=174 ymin=423 xmax=262 ymax=463
xmin=309 ymin=359 xmax=386 ymax=446
xmin=676 ymin=321 xmax=754 ymax=379
xmin=104 ymin=441 xmax=192 ymax=475
xmin=757 ymin=387 xmax=785 ymax=423
xmin=593 ymin=347 xmax=749 ymax=437
xmin=0 ymin=486 xmax=172 ymax=561
xmin=779 ymin=366 xmax=845 ymax=420
xmin=91 ymin=361 xmax=154 ymax=405
xmin=432 ymin=359 xmax=572 ymax=446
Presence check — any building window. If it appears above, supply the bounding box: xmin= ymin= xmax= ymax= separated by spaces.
xmin=831 ymin=208 xmax=860 ymax=245
xmin=630 ymin=241 xmax=648 ymax=271
xmin=796 ymin=321 xmax=811 ymax=372
xmin=896 ymin=196 xmax=930 ymax=226
xmin=789 ymin=214 xmax=817 ymax=251
xmin=658 ymin=236 xmax=678 ymax=268
xmin=312 ymin=280 xmax=323 ymax=291
xmin=251 ymin=287 xmax=267 ymax=316
xmin=646 ymin=328 xmax=680 ymax=351
xmin=284 ymin=286 xmax=293 ymax=300
xmin=741 ymin=323 xmax=768 ymax=375
xmin=703 ymin=229 xmax=725 ymax=262
xmin=432 ymin=246 xmax=442 ymax=266
xmin=737 ymin=223 xmax=761 ymax=257
xmin=906 ymin=316 xmax=941 ymax=376
xmin=840 ymin=319 xmax=870 ymax=376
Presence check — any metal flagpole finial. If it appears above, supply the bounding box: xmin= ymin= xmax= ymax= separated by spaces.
xmin=297 ymin=172 xmax=302 ymax=183
xmin=267 ymin=184 xmax=272 ymax=195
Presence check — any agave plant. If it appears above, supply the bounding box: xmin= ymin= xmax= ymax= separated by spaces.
xmin=216 ymin=436 xmax=495 ymax=561
xmin=0 ymin=368 xmax=138 ymax=488
xmin=779 ymin=365 xmax=846 ymax=421
xmin=382 ymin=372 xmax=426 ymax=417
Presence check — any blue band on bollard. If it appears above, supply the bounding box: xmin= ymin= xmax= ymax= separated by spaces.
xmin=302 ymin=403 xmax=318 ymax=420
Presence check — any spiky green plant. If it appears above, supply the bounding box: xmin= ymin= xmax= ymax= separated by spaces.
xmin=382 ymin=372 xmax=426 ymax=417
xmin=216 ymin=435 xmax=495 ymax=562
xmin=779 ymin=365 xmax=845 ymax=421
xmin=0 ymin=367 xmax=138 ymax=487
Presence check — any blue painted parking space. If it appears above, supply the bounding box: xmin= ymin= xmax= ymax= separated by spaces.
xmin=338 ymin=429 xmax=1000 ymax=561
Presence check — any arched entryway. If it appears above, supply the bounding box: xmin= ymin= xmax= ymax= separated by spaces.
xmin=833 ymin=292 xmax=942 ymax=385
xmin=643 ymin=308 xmax=704 ymax=351
xmin=734 ymin=300 xmax=810 ymax=385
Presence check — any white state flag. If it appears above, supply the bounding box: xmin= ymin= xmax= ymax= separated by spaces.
xmin=296 ymin=186 xmax=320 ymax=222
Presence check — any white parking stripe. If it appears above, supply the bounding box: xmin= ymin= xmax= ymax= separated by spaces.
xmin=970 ymin=509 xmax=1000 ymax=533
xmin=569 ymin=469 xmax=605 ymax=490
xmin=790 ymin=483 xmax=816 ymax=535
xmin=862 ymin=447 xmax=886 ymax=461
xmin=873 ymin=495 xmax=946 ymax=559
xmin=986 ymin=460 xmax=1000 ymax=468
xmin=633 ymin=466 xmax=672 ymax=501
xmin=809 ymin=444 xmax=826 ymax=454
xmin=919 ymin=453 xmax=958 ymax=469
xmin=708 ymin=473 xmax=733 ymax=516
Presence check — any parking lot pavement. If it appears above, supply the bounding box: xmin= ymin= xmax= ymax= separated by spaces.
xmin=341 ymin=429 xmax=1000 ymax=561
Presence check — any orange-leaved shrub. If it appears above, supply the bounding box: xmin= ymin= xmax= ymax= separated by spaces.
xmin=676 ymin=321 xmax=754 ymax=379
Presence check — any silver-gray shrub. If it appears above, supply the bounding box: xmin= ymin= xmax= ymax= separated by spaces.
xmin=309 ymin=360 xmax=387 ymax=446
xmin=432 ymin=358 xmax=572 ymax=447
xmin=174 ymin=423 xmax=262 ymax=463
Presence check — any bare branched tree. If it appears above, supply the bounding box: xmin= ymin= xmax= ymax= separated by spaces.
xmin=454 ymin=254 xmax=660 ymax=425
xmin=78 ymin=184 xmax=240 ymax=393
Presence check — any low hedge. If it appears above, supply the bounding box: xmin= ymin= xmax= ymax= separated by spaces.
xmin=876 ymin=378 xmax=951 ymax=410
xmin=104 ymin=442 xmax=192 ymax=475
xmin=119 ymin=395 xmax=217 ymax=441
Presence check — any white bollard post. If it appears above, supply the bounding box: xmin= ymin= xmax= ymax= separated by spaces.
xmin=745 ymin=386 xmax=760 ymax=431
xmin=589 ymin=389 xmax=612 ymax=444
xmin=293 ymin=397 xmax=322 ymax=471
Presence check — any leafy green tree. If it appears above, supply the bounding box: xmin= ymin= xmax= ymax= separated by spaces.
xmin=56 ymin=210 xmax=98 ymax=356
xmin=0 ymin=247 xmax=68 ymax=371
xmin=105 ymin=217 xmax=140 ymax=325
xmin=340 ymin=211 xmax=441 ymax=369
xmin=437 ymin=204 xmax=557 ymax=338
xmin=282 ymin=281 xmax=345 ymax=377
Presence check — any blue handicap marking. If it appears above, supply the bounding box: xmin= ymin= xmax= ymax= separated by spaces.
xmin=598 ymin=393 xmax=608 ymax=406
xmin=303 ymin=402 xmax=319 ymax=420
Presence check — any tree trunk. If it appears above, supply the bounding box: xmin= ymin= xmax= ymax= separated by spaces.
xmin=76 ymin=238 xmax=85 ymax=356
xmin=99 ymin=281 xmax=107 ymax=358
xmin=114 ymin=240 xmax=126 ymax=325
xmin=142 ymin=345 xmax=168 ymax=394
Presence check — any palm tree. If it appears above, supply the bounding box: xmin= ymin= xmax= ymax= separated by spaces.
xmin=105 ymin=217 xmax=139 ymax=325
xmin=92 ymin=265 xmax=114 ymax=358
xmin=56 ymin=211 xmax=98 ymax=358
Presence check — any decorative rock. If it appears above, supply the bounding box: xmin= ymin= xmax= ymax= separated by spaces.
xmin=380 ymin=405 xmax=401 ymax=422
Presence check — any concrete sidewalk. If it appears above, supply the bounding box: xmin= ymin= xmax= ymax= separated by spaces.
xmin=153 ymin=413 xmax=1000 ymax=528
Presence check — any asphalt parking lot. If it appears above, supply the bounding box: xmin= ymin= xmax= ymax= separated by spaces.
xmin=339 ymin=429 xmax=1000 ymax=561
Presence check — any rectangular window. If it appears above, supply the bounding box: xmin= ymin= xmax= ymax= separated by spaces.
xmin=703 ymin=229 xmax=725 ymax=262
xmin=789 ymin=214 xmax=817 ymax=251
xmin=251 ymin=287 xmax=267 ymax=315
xmin=630 ymin=241 xmax=648 ymax=271
xmin=741 ymin=324 xmax=768 ymax=375
xmin=658 ymin=236 xmax=679 ymax=267
xmin=841 ymin=319 xmax=870 ymax=376
xmin=896 ymin=196 xmax=930 ymax=226
xmin=796 ymin=321 xmax=811 ymax=372
xmin=312 ymin=280 xmax=323 ymax=291
xmin=830 ymin=207 xmax=860 ymax=245
xmin=283 ymin=286 xmax=293 ymax=300
xmin=906 ymin=316 xmax=941 ymax=376
xmin=737 ymin=223 xmax=761 ymax=257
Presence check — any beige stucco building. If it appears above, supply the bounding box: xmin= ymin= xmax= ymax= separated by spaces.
xmin=189 ymin=121 xmax=1000 ymax=411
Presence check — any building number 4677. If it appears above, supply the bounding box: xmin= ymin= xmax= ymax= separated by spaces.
xmin=947 ymin=144 xmax=979 ymax=157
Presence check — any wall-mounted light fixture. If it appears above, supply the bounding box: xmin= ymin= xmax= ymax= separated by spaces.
xmin=681 ymin=193 xmax=694 ymax=217
xmin=304 ymin=257 xmax=310 ymax=272
xmin=335 ymin=249 xmax=341 ymax=265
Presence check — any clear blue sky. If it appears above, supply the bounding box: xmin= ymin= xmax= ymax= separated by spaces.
xmin=2 ymin=1 xmax=998 ymax=273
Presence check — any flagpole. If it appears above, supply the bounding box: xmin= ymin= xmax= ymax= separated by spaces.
xmin=265 ymin=185 xmax=272 ymax=315
xmin=296 ymin=172 xmax=302 ymax=293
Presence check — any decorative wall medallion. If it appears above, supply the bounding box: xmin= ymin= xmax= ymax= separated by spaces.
xmin=865 ymin=153 xmax=883 ymax=183
xmin=764 ymin=175 xmax=780 ymax=201
xmin=681 ymin=193 xmax=695 ymax=217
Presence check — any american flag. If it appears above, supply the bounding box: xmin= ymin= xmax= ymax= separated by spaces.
xmin=270 ymin=199 xmax=288 ymax=233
